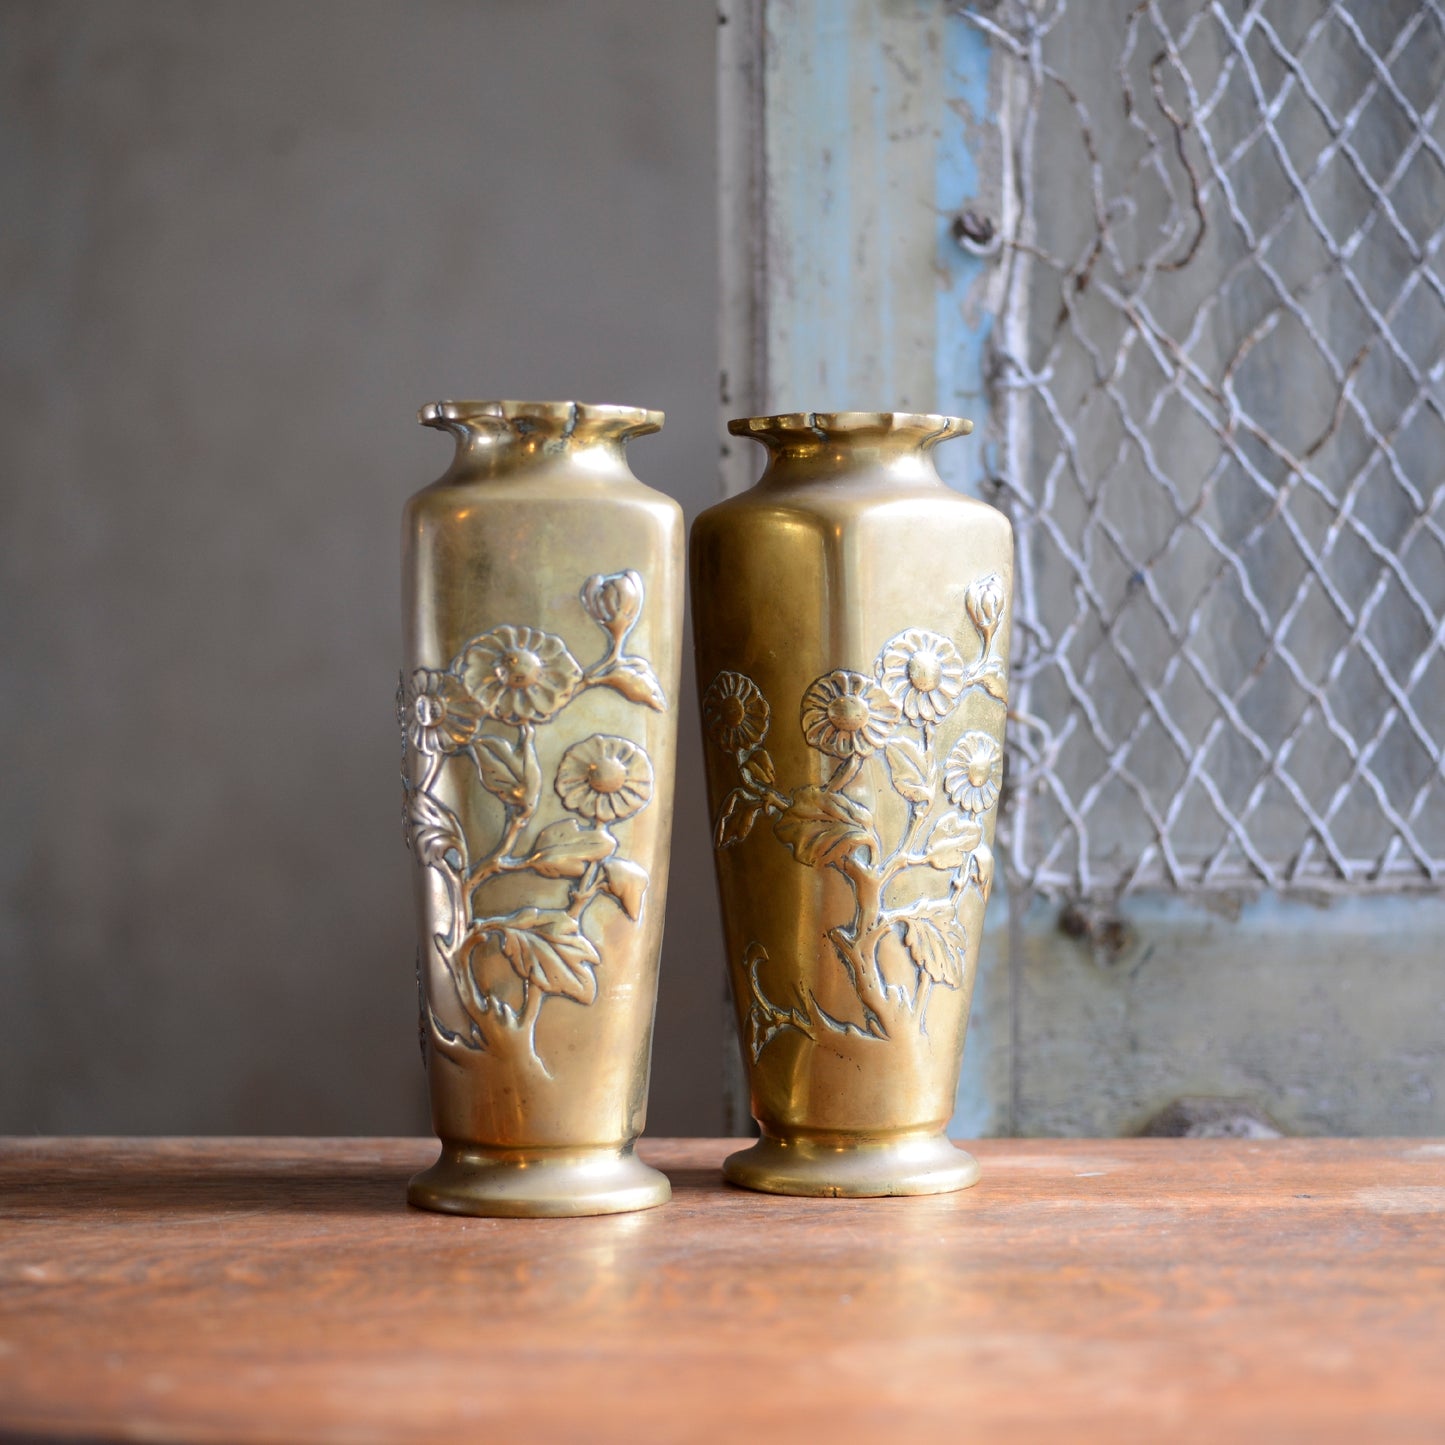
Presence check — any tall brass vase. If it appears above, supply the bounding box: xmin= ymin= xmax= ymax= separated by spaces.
xmin=401 ymin=401 xmax=682 ymax=1217
xmin=692 ymin=412 xmax=1012 ymax=1197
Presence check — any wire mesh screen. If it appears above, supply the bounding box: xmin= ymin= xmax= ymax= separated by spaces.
xmin=969 ymin=0 xmax=1445 ymax=896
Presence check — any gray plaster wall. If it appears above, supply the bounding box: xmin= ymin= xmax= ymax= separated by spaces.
xmin=0 ymin=0 xmax=725 ymax=1135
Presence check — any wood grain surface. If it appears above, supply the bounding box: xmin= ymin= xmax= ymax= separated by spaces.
xmin=2 ymin=1137 xmax=1443 ymax=1442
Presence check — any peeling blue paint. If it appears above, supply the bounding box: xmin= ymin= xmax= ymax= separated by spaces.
xmin=752 ymin=5 xmax=1010 ymax=1140
xmin=934 ymin=13 xmax=1009 ymax=1138
xmin=765 ymin=2 xmax=858 ymax=404
xmin=934 ymin=12 xmax=994 ymax=499
xmin=744 ymin=2 xmax=1445 ymax=1143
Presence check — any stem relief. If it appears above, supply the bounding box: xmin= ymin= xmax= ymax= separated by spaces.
xmin=399 ymin=570 xmax=665 ymax=1075
xmin=702 ymin=576 xmax=1008 ymax=1061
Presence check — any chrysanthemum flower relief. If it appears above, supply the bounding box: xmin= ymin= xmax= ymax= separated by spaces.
xmin=876 ymin=629 xmax=966 ymax=736
xmin=458 ymin=626 xmax=582 ymax=726
xmin=703 ymin=670 xmax=770 ymax=753
xmin=555 ymin=735 xmax=654 ymax=824
xmin=404 ymin=669 xmax=486 ymax=756
xmin=703 ymin=571 xmax=1008 ymax=1061
xmin=944 ymin=732 xmax=1004 ymax=816
xmin=400 ymin=569 xmax=666 ymax=1076
xmin=800 ymin=670 xmax=900 ymax=761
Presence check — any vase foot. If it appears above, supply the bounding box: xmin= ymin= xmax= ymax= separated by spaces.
xmin=408 ymin=1142 xmax=671 ymax=1218
xmin=723 ymin=1132 xmax=980 ymax=1198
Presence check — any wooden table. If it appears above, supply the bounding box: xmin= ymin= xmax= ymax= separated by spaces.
xmin=2 ymin=1138 xmax=1442 ymax=1442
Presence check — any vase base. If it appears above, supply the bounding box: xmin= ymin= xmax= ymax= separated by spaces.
xmin=408 ymin=1142 xmax=671 ymax=1218
xmin=723 ymin=1132 xmax=980 ymax=1198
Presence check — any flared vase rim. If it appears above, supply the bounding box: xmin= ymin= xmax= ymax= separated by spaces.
xmin=419 ymin=400 xmax=664 ymax=441
xmin=727 ymin=410 xmax=973 ymax=446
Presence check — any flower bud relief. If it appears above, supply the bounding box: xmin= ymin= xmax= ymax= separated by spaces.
xmin=965 ymin=573 xmax=1005 ymax=636
xmin=581 ymin=569 xmax=644 ymax=638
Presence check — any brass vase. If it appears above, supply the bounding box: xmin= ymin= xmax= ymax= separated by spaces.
xmin=691 ymin=411 xmax=1013 ymax=1197
xmin=400 ymin=400 xmax=683 ymax=1217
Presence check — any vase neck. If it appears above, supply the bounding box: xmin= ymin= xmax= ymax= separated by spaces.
xmin=420 ymin=400 xmax=663 ymax=477
xmin=729 ymin=410 xmax=971 ymax=484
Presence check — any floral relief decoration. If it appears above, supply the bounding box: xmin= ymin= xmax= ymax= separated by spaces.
xmin=703 ymin=573 xmax=1008 ymax=1060
xmin=399 ymin=569 xmax=665 ymax=1076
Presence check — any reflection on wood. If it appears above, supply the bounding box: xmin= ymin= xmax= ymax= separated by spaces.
xmin=2 ymin=1136 xmax=1443 ymax=1441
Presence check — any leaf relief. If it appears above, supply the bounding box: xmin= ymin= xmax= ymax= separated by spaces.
xmin=526 ymin=818 xmax=617 ymax=879
xmin=969 ymin=842 xmax=995 ymax=901
xmin=701 ymin=572 xmax=1007 ymax=1058
xmin=596 ymin=656 xmax=667 ymax=711
xmin=409 ymin=792 xmax=466 ymax=871
xmin=601 ymin=857 xmax=648 ymax=921
xmin=480 ymin=908 xmax=602 ymax=1005
xmin=897 ymin=900 xmax=968 ymax=989
xmin=741 ymin=749 xmax=776 ymax=788
xmin=924 ymin=812 xmax=984 ymax=872
xmin=715 ymin=786 xmax=765 ymax=849
xmin=401 ymin=569 xmax=664 ymax=1076
xmin=773 ymin=786 xmax=873 ymax=869
xmin=883 ymin=736 xmax=933 ymax=804
xmin=473 ymin=734 xmax=535 ymax=808
xmin=974 ymin=659 xmax=1008 ymax=703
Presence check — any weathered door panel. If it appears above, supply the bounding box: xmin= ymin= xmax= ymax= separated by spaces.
xmin=720 ymin=0 xmax=1445 ymax=1136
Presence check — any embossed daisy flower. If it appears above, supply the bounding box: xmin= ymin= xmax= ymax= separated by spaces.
xmin=876 ymin=629 xmax=966 ymax=725
xmin=555 ymin=734 xmax=654 ymax=823
xmin=458 ymin=625 xmax=582 ymax=726
xmin=944 ymin=731 xmax=1003 ymax=815
xmin=405 ymin=668 xmax=484 ymax=755
xmin=703 ymin=671 xmax=770 ymax=751
xmin=799 ymin=670 xmax=900 ymax=759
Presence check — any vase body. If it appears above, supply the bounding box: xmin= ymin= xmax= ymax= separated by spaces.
xmin=691 ymin=412 xmax=1013 ymax=1197
xmin=401 ymin=400 xmax=683 ymax=1216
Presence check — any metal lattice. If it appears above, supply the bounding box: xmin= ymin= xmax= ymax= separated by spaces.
xmin=971 ymin=0 xmax=1445 ymax=896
